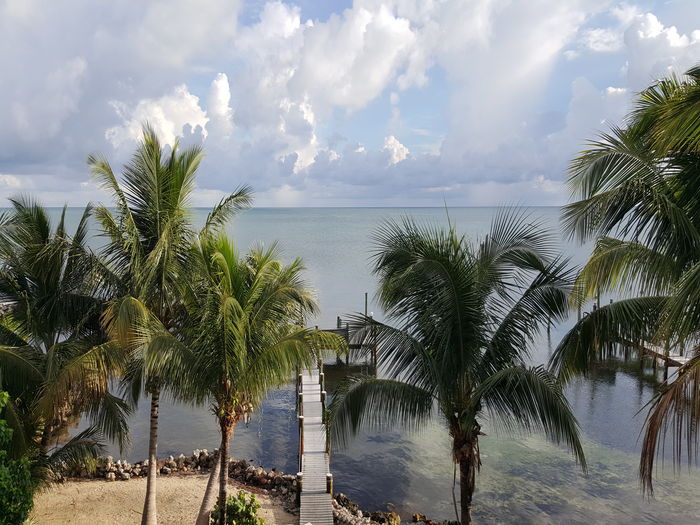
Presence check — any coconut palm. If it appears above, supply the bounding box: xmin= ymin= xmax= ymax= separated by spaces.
xmin=132 ymin=235 xmax=342 ymax=525
xmin=188 ymin=236 xmax=341 ymax=524
xmin=549 ymin=64 xmax=700 ymax=493
xmin=0 ymin=197 xmax=129 ymax=484
xmin=89 ymin=124 xmax=252 ymax=525
xmin=329 ymin=212 xmax=585 ymax=525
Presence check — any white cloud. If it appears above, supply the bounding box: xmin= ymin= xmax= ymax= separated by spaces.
xmin=105 ymin=85 xmax=209 ymax=148
xmin=624 ymin=13 xmax=700 ymax=90
xmin=581 ymin=27 xmax=623 ymax=52
xmin=207 ymin=73 xmax=234 ymax=141
xmin=0 ymin=1 xmax=699 ymax=207
xmin=0 ymin=174 xmax=25 ymax=189
xmin=383 ymin=136 xmax=409 ymax=164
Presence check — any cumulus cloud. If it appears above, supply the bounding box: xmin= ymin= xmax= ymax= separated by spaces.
xmin=624 ymin=13 xmax=700 ymax=90
xmin=383 ymin=136 xmax=409 ymax=164
xmin=0 ymin=0 xmax=699 ymax=207
xmin=105 ymin=85 xmax=209 ymax=148
xmin=207 ymin=73 xmax=234 ymax=141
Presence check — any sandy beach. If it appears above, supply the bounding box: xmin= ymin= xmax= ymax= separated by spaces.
xmin=30 ymin=475 xmax=297 ymax=525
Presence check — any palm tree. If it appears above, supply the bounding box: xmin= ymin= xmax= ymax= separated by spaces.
xmin=329 ymin=212 xmax=586 ymax=525
xmin=132 ymin=235 xmax=342 ymax=525
xmin=89 ymin=124 xmax=252 ymax=525
xmin=549 ymin=64 xmax=700 ymax=493
xmin=187 ymin=236 xmax=339 ymax=524
xmin=0 ymin=198 xmax=129 ymax=484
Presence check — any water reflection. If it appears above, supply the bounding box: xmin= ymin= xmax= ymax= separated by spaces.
xmin=105 ymin=350 xmax=700 ymax=524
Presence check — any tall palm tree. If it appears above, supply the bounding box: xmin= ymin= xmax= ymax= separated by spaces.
xmin=186 ymin=236 xmax=339 ymax=524
xmin=549 ymin=64 xmax=700 ymax=493
xmin=0 ymin=198 xmax=129 ymax=484
xmin=329 ymin=212 xmax=585 ymax=525
xmin=89 ymin=124 xmax=252 ymax=525
xmin=133 ymin=235 xmax=342 ymax=525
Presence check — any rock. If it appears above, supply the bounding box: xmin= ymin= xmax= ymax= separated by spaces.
xmin=120 ymin=472 xmax=131 ymax=481
xmin=106 ymin=472 xmax=116 ymax=482
xmin=369 ymin=511 xmax=400 ymax=525
xmin=335 ymin=494 xmax=361 ymax=515
xmin=160 ymin=466 xmax=171 ymax=475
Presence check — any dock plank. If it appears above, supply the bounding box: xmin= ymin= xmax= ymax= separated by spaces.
xmin=298 ymin=366 xmax=334 ymax=525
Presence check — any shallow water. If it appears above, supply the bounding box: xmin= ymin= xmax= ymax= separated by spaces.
xmin=44 ymin=206 xmax=700 ymax=523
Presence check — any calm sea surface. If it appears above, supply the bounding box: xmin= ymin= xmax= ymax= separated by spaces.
xmin=46 ymin=207 xmax=700 ymax=523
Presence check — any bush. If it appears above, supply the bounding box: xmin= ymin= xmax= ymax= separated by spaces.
xmin=0 ymin=392 xmax=34 ymax=525
xmin=210 ymin=490 xmax=264 ymax=525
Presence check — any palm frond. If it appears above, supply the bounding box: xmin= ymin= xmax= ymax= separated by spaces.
xmin=640 ymin=354 xmax=700 ymax=495
xmin=550 ymin=296 xmax=667 ymax=382
xmin=571 ymin=237 xmax=680 ymax=304
xmin=328 ymin=375 xmax=434 ymax=449
xmin=474 ymin=365 xmax=586 ymax=469
xmin=200 ymin=185 xmax=253 ymax=235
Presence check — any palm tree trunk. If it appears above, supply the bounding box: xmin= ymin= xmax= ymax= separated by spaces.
xmin=459 ymin=456 xmax=476 ymax=525
xmin=141 ymin=387 xmax=160 ymax=525
xmin=195 ymin=449 xmax=221 ymax=525
xmin=216 ymin=420 xmax=234 ymax=525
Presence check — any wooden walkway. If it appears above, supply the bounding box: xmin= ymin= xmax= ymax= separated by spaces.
xmin=643 ymin=344 xmax=692 ymax=367
xmin=298 ymin=366 xmax=333 ymax=525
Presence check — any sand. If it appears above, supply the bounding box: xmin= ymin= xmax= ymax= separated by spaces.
xmin=30 ymin=475 xmax=297 ymax=525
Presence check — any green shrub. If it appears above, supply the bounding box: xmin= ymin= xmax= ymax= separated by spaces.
xmin=210 ymin=490 xmax=264 ymax=525
xmin=0 ymin=392 xmax=34 ymax=525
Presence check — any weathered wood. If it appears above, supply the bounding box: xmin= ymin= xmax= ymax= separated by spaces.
xmin=298 ymin=366 xmax=334 ymax=525
xmin=644 ymin=344 xmax=692 ymax=368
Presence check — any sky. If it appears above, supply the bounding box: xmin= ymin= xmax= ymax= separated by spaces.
xmin=1 ymin=0 xmax=699 ymax=207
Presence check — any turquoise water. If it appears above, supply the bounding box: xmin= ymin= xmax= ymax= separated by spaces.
xmin=42 ymin=207 xmax=700 ymax=523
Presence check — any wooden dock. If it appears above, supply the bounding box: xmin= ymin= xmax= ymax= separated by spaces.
xmin=297 ymin=365 xmax=334 ymax=525
xmin=642 ymin=344 xmax=692 ymax=368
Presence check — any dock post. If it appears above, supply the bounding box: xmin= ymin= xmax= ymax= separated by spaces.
xmin=298 ymin=392 xmax=303 ymax=416
xmin=337 ymin=316 xmax=341 ymax=329
xmin=296 ymin=472 xmax=303 ymax=506
xmin=321 ymin=391 xmax=327 ymax=423
xmin=345 ymin=322 xmax=350 ymax=365
xmin=298 ymin=415 xmax=304 ymax=456
xmin=326 ymin=473 xmax=333 ymax=495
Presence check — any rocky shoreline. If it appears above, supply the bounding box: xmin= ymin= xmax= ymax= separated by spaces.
xmin=63 ymin=450 xmax=454 ymax=525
